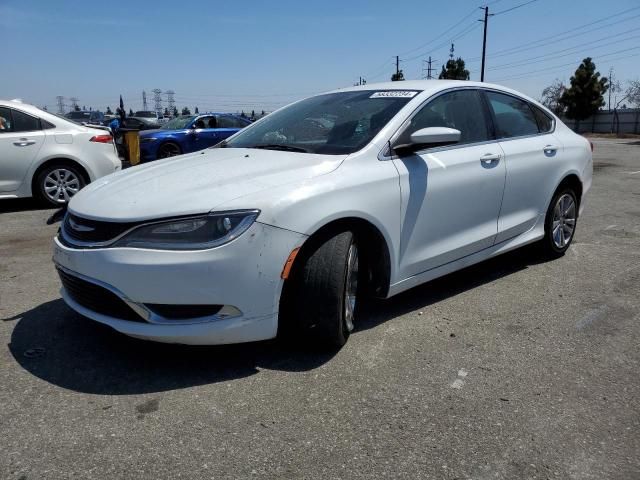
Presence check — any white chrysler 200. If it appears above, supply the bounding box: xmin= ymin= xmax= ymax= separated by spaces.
xmin=53 ymin=81 xmax=592 ymax=348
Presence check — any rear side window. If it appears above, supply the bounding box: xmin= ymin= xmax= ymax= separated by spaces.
xmin=42 ymin=119 xmax=56 ymax=129
xmin=397 ymin=89 xmax=490 ymax=146
xmin=12 ymin=109 xmax=41 ymax=132
xmin=531 ymin=104 xmax=553 ymax=133
xmin=485 ymin=91 xmax=539 ymax=139
xmin=0 ymin=107 xmax=12 ymax=132
xmin=217 ymin=116 xmax=247 ymax=128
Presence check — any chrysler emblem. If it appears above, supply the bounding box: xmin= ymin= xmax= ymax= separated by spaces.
xmin=68 ymin=218 xmax=95 ymax=232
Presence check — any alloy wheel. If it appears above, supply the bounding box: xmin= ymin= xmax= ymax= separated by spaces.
xmin=43 ymin=169 xmax=80 ymax=204
xmin=344 ymin=242 xmax=359 ymax=333
xmin=551 ymin=193 xmax=576 ymax=249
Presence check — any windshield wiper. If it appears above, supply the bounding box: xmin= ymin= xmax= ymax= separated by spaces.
xmin=250 ymin=144 xmax=308 ymax=153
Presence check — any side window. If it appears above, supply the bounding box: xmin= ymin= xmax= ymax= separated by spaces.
xmin=217 ymin=116 xmax=245 ymax=128
xmin=397 ymin=90 xmax=490 ymax=147
xmin=0 ymin=107 xmax=12 ymax=132
xmin=42 ymin=119 xmax=56 ymax=129
xmin=12 ymin=109 xmax=41 ymax=132
xmin=486 ymin=92 xmax=539 ymax=138
xmin=530 ymin=104 xmax=553 ymax=133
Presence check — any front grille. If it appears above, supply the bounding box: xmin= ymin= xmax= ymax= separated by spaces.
xmin=62 ymin=213 xmax=139 ymax=244
xmin=57 ymin=268 xmax=145 ymax=322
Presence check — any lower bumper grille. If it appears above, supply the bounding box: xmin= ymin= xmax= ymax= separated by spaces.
xmin=57 ymin=268 xmax=145 ymax=323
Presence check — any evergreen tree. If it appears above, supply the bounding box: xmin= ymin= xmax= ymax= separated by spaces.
xmin=195 ymin=106 xmax=199 ymax=114
xmin=181 ymin=107 xmax=191 ymax=115
xmin=560 ymin=57 xmax=608 ymax=122
xmin=106 ymin=106 xmax=113 ymax=115
xmin=164 ymin=107 xmax=169 ymax=116
xmin=129 ymin=108 xmax=134 ymax=116
xmin=438 ymin=58 xmax=470 ymax=80
xmin=173 ymin=106 xmax=179 ymax=116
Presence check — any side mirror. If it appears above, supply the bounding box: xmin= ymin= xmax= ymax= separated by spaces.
xmin=394 ymin=127 xmax=461 ymax=154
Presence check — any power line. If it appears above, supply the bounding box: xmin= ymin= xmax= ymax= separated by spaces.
xmin=493 ymin=0 xmax=538 ymax=16
xmin=487 ymin=30 xmax=640 ymax=71
xmin=467 ymin=6 xmax=640 ymax=62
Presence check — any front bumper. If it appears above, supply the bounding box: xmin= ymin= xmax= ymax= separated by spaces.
xmin=52 ymin=222 xmax=306 ymax=345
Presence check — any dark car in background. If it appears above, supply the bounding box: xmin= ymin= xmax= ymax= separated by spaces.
xmin=139 ymin=113 xmax=250 ymax=161
xmin=65 ymin=110 xmax=105 ymax=125
xmin=132 ymin=110 xmax=162 ymax=129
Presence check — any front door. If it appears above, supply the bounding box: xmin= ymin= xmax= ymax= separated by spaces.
xmin=391 ymin=89 xmax=506 ymax=279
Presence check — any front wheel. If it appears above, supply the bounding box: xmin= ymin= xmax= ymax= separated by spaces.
xmin=281 ymin=230 xmax=360 ymax=349
xmin=542 ymin=188 xmax=578 ymax=257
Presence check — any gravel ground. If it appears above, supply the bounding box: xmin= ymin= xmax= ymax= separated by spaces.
xmin=1 ymin=139 xmax=639 ymax=479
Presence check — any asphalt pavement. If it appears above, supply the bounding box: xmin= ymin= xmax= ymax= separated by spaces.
xmin=1 ymin=138 xmax=639 ymax=479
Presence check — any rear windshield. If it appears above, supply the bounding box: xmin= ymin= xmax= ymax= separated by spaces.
xmin=225 ymin=90 xmax=420 ymax=155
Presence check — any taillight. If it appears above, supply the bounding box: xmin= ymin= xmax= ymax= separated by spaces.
xmin=89 ymin=134 xmax=113 ymax=143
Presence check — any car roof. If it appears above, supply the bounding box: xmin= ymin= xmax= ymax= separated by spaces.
xmin=0 ymin=99 xmax=88 ymax=127
xmin=323 ymin=79 xmax=544 ymax=109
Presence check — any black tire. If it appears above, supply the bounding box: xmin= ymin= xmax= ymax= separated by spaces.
xmin=157 ymin=142 xmax=182 ymax=159
xmin=35 ymin=163 xmax=87 ymax=207
xmin=280 ymin=230 xmax=359 ymax=349
xmin=541 ymin=187 xmax=578 ymax=258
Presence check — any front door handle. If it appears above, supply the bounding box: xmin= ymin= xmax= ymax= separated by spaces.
xmin=13 ymin=138 xmax=36 ymax=147
xmin=480 ymin=153 xmax=501 ymax=164
xmin=543 ymin=145 xmax=558 ymax=156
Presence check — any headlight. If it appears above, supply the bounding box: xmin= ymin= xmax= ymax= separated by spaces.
xmin=112 ymin=210 xmax=259 ymax=250
xmin=140 ymin=137 xmax=157 ymax=143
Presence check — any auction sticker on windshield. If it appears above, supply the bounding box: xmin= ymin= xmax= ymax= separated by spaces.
xmin=370 ymin=91 xmax=418 ymax=98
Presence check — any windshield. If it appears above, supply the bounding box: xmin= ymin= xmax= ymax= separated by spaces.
xmin=224 ymin=90 xmax=419 ymax=154
xmin=162 ymin=115 xmax=196 ymax=130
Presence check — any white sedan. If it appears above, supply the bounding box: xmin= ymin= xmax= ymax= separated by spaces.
xmin=52 ymin=81 xmax=592 ymax=348
xmin=0 ymin=100 xmax=121 ymax=206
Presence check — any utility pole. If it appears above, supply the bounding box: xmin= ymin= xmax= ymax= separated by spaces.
xmin=152 ymin=89 xmax=163 ymax=117
xmin=69 ymin=97 xmax=79 ymax=111
xmin=56 ymin=96 xmax=65 ymax=115
xmin=608 ymin=67 xmax=614 ymax=111
xmin=142 ymin=91 xmax=148 ymax=111
xmin=165 ymin=90 xmax=175 ymax=116
xmin=479 ymin=6 xmax=493 ymax=82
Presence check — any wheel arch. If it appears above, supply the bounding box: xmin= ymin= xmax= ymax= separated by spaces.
xmin=552 ymin=173 xmax=583 ymax=210
xmin=292 ymin=216 xmax=392 ymax=298
xmin=31 ymin=158 xmax=91 ymax=197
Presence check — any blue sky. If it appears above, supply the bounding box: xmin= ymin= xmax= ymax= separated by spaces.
xmin=1 ymin=0 xmax=639 ymax=113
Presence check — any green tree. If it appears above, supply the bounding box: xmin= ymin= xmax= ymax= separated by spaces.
xmin=181 ymin=107 xmax=191 ymax=115
xmin=106 ymin=106 xmax=113 ymax=115
xmin=164 ymin=107 xmax=169 ymax=116
xmin=438 ymin=58 xmax=470 ymax=80
xmin=173 ymin=106 xmax=179 ymax=116
xmin=195 ymin=106 xmax=199 ymax=114
xmin=391 ymin=70 xmax=405 ymax=81
xmin=129 ymin=108 xmax=134 ymax=116
xmin=559 ymin=57 xmax=608 ymax=122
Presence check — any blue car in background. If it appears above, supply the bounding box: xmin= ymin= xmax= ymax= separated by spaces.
xmin=139 ymin=113 xmax=251 ymax=162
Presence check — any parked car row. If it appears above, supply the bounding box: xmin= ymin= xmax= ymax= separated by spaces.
xmin=43 ymin=81 xmax=592 ymax=350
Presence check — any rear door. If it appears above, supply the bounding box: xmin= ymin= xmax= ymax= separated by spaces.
xmin=483 ymin=90 xmax=563 ymax=243
xmin=216 ymin=115 xmax=248 ymax=142
xmin=0 ymin=107 xmax=45 ymax=192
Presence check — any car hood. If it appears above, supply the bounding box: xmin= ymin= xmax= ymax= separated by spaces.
xmin=68 ymin=148 xmax=347 ymax=221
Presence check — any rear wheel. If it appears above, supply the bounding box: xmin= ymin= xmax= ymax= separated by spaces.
xmin=281 ymin=230 xmax=360 ymax=349
xmin=157 ymin=142 xmax=181 ymax=159
xmin=36 ymin=164 xmax=86 ymax=206
xmin=542 ymin=188 xmax=578 ymax=257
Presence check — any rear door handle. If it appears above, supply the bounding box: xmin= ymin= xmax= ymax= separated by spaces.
xmin=13 ymin=138 xmax=36 ymax=147
xmin=543 ymin=145 xmax=559 ymax=156
xmin=480 ymin=153 xmax=501 ymax=164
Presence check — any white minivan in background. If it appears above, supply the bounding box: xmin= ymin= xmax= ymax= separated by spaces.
xmin=0 ymin=99 xmax=121 ymax=206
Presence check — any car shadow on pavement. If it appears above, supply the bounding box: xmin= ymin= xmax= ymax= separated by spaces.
xmin=355 ymin=243 xmax=551 ymax=333
xmin=7 ymin=300 xmax=338 ymax=395
xmin=7 ymin=244 xmax=551 ymax=396
xmin=0 ymin=198 xmax=53 ymax=214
